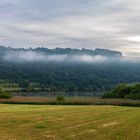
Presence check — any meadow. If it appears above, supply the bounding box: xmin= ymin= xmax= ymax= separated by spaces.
xmin=0 ymin=104 xmax=140 ymax=140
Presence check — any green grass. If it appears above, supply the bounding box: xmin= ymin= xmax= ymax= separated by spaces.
xmin=0 ymin=105 xmax=140 ymax=140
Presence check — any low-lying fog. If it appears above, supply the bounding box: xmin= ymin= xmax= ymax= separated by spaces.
xmin=2 ymin=51 xmax=140 ymax=63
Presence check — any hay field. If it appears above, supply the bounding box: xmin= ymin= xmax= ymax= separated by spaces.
xmin=0 ymin=105 xmax=140 ymax=140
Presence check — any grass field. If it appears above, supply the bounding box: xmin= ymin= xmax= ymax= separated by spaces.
xmin=0 ymin=105 xmax=140 ymax=140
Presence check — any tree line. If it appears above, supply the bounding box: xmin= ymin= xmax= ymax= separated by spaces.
xmin=103 ymin=84 xmax=140 ymax=99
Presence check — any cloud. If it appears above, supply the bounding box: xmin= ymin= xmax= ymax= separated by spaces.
xmin=0 ymin=0 xmax=140 ymax=56
xmin=123 ymin=36 xmax=140 ymax=43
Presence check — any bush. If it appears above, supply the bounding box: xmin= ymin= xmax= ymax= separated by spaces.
xmin=125 ymin=93 xmax=140 ymax=100
xmin=0 ymin=93 xmax=12 ymax=99
xmin=102 ymin=83 xmax=140 ymax=100
xmin=102 ymin=92 xmax=114 ymax=98
xmin=56 ymin=96 xmax=65 ymax=101
xmin=0 ymin=88 xmax=2 ymax=93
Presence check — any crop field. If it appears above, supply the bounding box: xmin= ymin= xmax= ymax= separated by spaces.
xmin=0 ymin=105 xmax=140 ymax=140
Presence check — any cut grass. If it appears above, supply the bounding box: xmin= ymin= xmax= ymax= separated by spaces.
xmin=0 ymin=104 xmax=140 ymax=140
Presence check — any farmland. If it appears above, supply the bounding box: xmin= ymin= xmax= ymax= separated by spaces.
xmin=0 ymin=104 xmax=140 ymax=140
xmin=0 ymin=96 xmax=140 ymax=106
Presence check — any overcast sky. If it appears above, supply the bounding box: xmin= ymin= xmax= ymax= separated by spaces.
xmin=0 ymin=0 xmax=140 ymax=56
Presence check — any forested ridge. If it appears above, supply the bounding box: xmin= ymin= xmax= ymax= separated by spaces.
xmin=0 ymin=46 xmax=140 ymax=94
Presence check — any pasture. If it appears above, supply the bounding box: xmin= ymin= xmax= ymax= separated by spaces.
xmin=0 ymin=104 xmax=140 ymax=140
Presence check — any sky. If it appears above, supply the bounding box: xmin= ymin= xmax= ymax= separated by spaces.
xmin=0 ymin=0 xmax=140 ymax=56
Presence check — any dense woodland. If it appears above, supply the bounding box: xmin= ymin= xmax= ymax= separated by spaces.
xmin=103 ymin=84 xmax=140 ymax=99
xmin=1 ymin=61 xmax=140 ymax=92
xmin=0 ymin=46 xmax=140 ymax=96
xmin=0 ymin=46 xmax=122 ymax=57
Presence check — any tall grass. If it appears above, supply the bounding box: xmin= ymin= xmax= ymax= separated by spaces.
xmin=0 ymin=97 xmax=140 ymax=107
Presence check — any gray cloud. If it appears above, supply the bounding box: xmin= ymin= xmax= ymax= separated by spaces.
xmin=0 ymin=0 xmax=140 ymax=56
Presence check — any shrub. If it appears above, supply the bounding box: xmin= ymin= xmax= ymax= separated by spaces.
xmin=0 ymin=88 xmax=2 ymax=93
xmin=35 ymin=125 xmax=46 ymax=129
xmin=0 ymin=92 xmax=12 ymax=99
xmin=56 ymin=96 xmax=65 ymax=101
xmin=102 ymin=92 xmax=114 ymax=98
xmin=102 ymin=83 xmax=140 ymax=99
xmin=125 ymin=93 xmax=140 ymax=100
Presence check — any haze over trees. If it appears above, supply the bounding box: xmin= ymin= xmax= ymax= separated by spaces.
xmin=0 ymin=46 xmax=140 ymax=95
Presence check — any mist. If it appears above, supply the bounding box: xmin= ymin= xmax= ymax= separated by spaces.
xmin=2 ymin=50 xmax=140 ymax=64
xmin=3 ymin=51 xmax=110 ymax=63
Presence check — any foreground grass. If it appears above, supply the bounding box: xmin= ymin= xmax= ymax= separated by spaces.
xmin=0 ymin=105 xmax=140 ymax=140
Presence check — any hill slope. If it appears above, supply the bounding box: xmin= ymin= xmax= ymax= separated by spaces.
xmin=0 ymin=46 xmax=140 ymax=93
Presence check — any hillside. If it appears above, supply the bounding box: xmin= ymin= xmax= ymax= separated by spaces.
xmin=0 ymin=46 xmax=140 ymax=94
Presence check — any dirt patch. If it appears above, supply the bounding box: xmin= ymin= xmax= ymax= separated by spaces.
xmin=78 ymin=129 xmax=96 ymax=135
xmin=63 ymin=120 xmax=98 ymax=130
xmin=102 ymin=122 xmax=118 ymax=127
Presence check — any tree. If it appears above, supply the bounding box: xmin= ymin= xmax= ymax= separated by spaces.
xmin=103 ymin=83 xmax=140 ymax=99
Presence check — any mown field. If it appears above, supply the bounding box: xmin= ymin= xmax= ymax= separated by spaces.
xmin=0 ymin=105 xmax=140 ymax=140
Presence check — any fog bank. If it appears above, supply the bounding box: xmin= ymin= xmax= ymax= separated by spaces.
xmin=3 ymin=51 xmax=140 ymax=63
xmin=3 ymin=51 xmax=109 ymax=63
